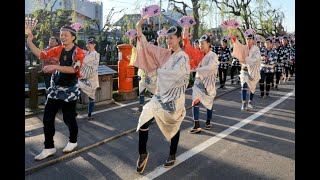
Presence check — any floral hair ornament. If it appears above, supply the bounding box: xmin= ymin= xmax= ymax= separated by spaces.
xmin=244 ymin=28 xmax=256 ymax=39
xmin=255 ymin=36 xmax=262 ymax=43
xmin=244 ymin=28 xmax=256 ymax=37
xmin=221 ymin=35 xmax=230 ymax=43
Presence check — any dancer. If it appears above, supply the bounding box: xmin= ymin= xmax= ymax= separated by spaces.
xmin=230 ymin=36 xmax=242 ymax=85
xmin=134 ymin=18 xmax=190 ymax=173
xmin=182 ymin=28 xmax=219 ymax=133
xmin=131 ymin=38 xmax=158 ymax=114
xmin=231 ymin=30 xmax=261 ymax=111
xmin=26 ymin=25 xmax=85 ymax=160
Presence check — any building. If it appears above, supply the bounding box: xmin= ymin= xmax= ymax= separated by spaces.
xmin=162 ymin=10 xmax=193 ymax=21
xmin=25 ymin=0 xmax=103 ymax=40
xmin=113 ymin=10 xmax=192 ymax=42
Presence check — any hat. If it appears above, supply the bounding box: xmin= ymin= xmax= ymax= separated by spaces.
xmin=265 ymin=38 xmax=272 ymax=43
xmin=246 ymin=34 xmax=255 ymax=39
xmin=86 ymin=38 xmax=97 ymax=44
xmin=244 ymin=29 xmax=256 ymax=39
xmin=282 ymin=36 xmax=288 ymax=41
xmin=274 ymin=37 xmax=280 ymax=43
xmin=221 ymin=36 xmax=230 ymax=43
xmin=199 ymin=34 xmax=211 ymax=43
xmin=265 ymin=36 xmax=273 ymax=43
xmin=194 ymin=39 xmax=199 ymax=44
xmin=255 ymin=36 xmax=263 ymax=43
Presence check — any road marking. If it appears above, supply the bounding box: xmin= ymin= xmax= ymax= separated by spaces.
xmin=136 ymin=90 xmax=295 ymax=180
xmin=25 ymin=76 xmax=237 ymax=129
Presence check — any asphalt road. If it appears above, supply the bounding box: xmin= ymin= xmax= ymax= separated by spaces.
xmin=25 ymin=77 xmax=295 ymax=180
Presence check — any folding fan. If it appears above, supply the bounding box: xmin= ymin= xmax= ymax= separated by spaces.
xmin=126 ymin=29 xmax=137 ymax=39
xmin=71 ymin=22 xmax=83 ymax=32
xmin=221 ymin=19 xmax=240 ymax=29
xmin=25 ymin=15 xmax=38 ymax=35
xmin=141 ymin=5 xmax=161 ymax=19
xmin=178 ymin=16 xmax=196 ymax=28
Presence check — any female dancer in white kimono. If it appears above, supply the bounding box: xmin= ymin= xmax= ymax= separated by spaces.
xmin=134 ymin=18 xmax=190 ymax=173
xmin=79 ymin=38 xmax=100 ymax=120
xmin=231 ymin=32 xmax=261 ymax=111
xmin=182 ymin=28 xmax=219 ymax=133
xmin=130 ymin=39 xmax=158 ymax=114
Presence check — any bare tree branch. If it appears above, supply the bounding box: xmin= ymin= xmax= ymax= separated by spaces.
xmin=169 ymin=0 xmax=191 ymax=15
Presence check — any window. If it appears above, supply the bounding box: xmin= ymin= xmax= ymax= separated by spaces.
xmin=59 ymin=2 xmax=62 ymax=6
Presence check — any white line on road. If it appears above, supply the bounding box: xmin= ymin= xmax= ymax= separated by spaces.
xmin=136 ymin=90 xmax=295 ymax=180
xmin=25 ymin=77 xmax=235 ymax=131
xmin=91 ymin=97 xmax=151 ymax=115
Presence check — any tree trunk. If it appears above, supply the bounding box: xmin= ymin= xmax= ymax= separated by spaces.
xmin=192 ymin=0 xmax=199 ymax=40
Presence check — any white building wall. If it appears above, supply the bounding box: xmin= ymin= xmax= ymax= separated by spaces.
xmin=25 ymin=0 xmax=103 ymax=29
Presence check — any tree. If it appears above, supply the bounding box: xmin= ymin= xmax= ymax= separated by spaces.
xmin=169 ymin=0 xmax=201 ymax=39
xmin=211 ymin=0 xmax=286 ymax=38
xmin=84 ymin=7 xmax=127 ymax=54
xmin=30 ymin=0 xmax=74 ymax=49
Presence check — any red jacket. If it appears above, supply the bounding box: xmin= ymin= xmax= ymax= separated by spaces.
xmin=40 ymin=45 xmax=85 ymax=78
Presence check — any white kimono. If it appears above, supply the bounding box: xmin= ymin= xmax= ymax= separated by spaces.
xmin=138 ymin=69 xmax=157 ymax=95
xmin=131 ymin=45 xmax=157 ymax=95
xmin=134 ymin=35 xmax=190 ymax=141
xmin=79 ymin=51 xmax=100 ymax=99
xmin=239 ymin=45 xmax=261 ymax=93
xmin=192 ymin=51 xmax=219 ymax=110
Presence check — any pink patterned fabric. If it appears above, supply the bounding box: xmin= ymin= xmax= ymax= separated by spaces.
xmin=133 ymin=35 xmax=171 ymax=73
xmin=231 ymin=39 xmax=249 ymax=63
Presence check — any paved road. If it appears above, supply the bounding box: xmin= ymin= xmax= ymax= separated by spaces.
xmin=25 ymin=77 xmax=295 ymax=180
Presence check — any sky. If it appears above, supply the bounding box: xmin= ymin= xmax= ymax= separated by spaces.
xmin=94 ymin=0 xmax=295 ymax=33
